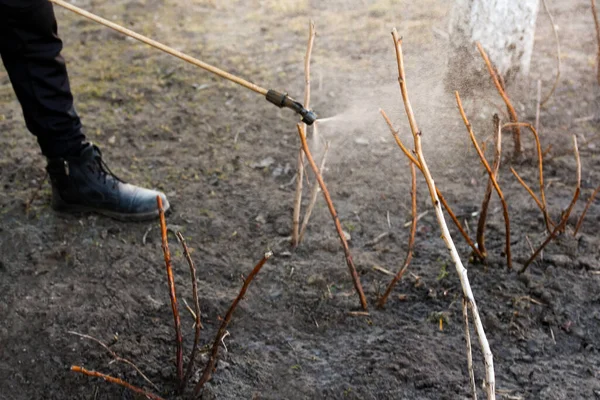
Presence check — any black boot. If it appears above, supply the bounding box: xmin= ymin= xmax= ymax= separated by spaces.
xmin=46 ymin=144 xmax=170 ymax=221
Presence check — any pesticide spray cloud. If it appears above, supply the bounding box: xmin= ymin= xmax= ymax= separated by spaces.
xmin=306 ymin=38 xmax=475 ymax=178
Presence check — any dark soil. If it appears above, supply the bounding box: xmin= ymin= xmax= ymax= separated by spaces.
xmin=1 ymin=0 xmax=600 ymax=399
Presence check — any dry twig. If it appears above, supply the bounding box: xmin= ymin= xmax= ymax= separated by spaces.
xmin=299 ymin=137 xmax=330 ymax=243
xmin=456 ymin=92 xmax=512 ymax=270
xmin=297 ymin=123 xmax=368 ymax=310
xmin=475 ymin=114 xmax=502 ymax=259
xmin=156 ymin=196 xmax=183 ymax=384
xmin=392 ymin=29 xmax=495 ymax=398
xmin=25 ymin=172 xmax=48 ymax=216
xmin=520 ymin=136 xmax=581 ymax=273
xmin=573 ymin=184 xmax=600 ymax=235
xmin=176 ymin=232 xmax=203 ymax=391
xmin=68 ymin=331 xmax=158 ymax=391
xmin=377 ymin=161 xmax=417 ymax=308
xmin=292 ymin=149 xmax=305 ymax=247
xmin=292 ymin=21 xmax=316 ymax=247
xmin=592 ymin=0 xmax=600 ymax=84
xmin=503 ymin=122 xmax=554 ymax=231
xmin=510 ymin=168 xmax=545 ymax=212
xmin=194 ymin=252 xmax=273 ymax=395
xmin=462 ymin=299 xmax=477 ymax=400
xmin=476 ymin=42 xmax=521 ymax=157
xmin=535 ymin=80 xmax=542 ymax=134
xmin=303 ymin=20 xmax=316 ymax=112
xmin=380 ymin=109 xmax=484 ymax=261
xmin=71 ymin=366 xmax=164 ymax=400
xmin=540 ymin=0 xmax=561 ymax=105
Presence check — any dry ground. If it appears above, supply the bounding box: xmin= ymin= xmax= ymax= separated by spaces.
xmin=1 ymin=0 xmax=600 ymax=399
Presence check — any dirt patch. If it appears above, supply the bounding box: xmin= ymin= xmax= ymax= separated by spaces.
xmin=1 ymin=0 xmax=600 ymax=399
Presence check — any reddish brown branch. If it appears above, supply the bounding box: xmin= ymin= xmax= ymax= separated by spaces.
xmin=520 ymin=136 xmax=581 ymax=273
xmin=176 ymin=232 xmax=202 ymax=392
xmin=379 ymin=109 xmax=484 ymax=261
xmin=292 ymin=149 xmax=305 ymax=248
xmin=194 ymin=252 xmax=273 ymax=395
xmin=503 ymin=122 xmax=554 ymax=231
xmin=299 ymin=138 xmax=330 ymax=243
xmin=540 ymin=0 xmax=561 ymax=105
xmin=156 ymin=195 xmax=183 ymax=384
xmin=297 ymin=123 xmax=368 ymax=310
xmin=574 ymin=184 xmax=600 ymax=235
xmin=592 ymin=0 xmax=600 ymax=85
xmin=510 ymin=167 xmax=545 ymax=211
xmin=392 ymin=30 xmax=495 ymax=398
xmin=476 ymin=42 xmax=521 ymax=157
xmin=377 ymin=161 xmax=417 ymax=308
xmin=456 ymin=92 xmax=512 ymax=269
xmin=476 ymin=114 xmax=502 ymax=259
xmin=292 ymin=21 xmax=317 ymax=247
xmin=71 ymin=366 xmax=165 ymax=400
xmin=68 ymin=331 xmax=158 ymax=391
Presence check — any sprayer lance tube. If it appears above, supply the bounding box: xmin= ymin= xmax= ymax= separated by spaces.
xmin=266 ymin=90 xmax=317 ymax=125
xmin=49 ymin=0 xmax=317 ymax=124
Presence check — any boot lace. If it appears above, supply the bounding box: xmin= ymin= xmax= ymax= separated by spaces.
xmin=90 ymin=146 xmax=125 ymax=188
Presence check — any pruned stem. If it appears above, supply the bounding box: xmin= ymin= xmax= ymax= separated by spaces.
xmin=71 ymin=366 xmax=165 ymax=400
xmin=540 ymin=0 xmax=561 ymax=106
xmin=573 ymin=184 xmax=600 ymax=235
xmin=475 ymin=114 xmax=502 ymax=260
xmin=297 ymin=123 xmax=368 ymax=310
xmin=462 ymin=299 xmax=477 ymax=400
xmin=380 ymin=109 xmax=484 ymax=261
xmin=456 ymin=92 xmax=512 ymax=270
xmin=377 ymin=161 xmax=417 ymax=308
xmin=476 ymin=42 xmax=521 ymax=157
xmin=520 ymin=136 xmax=581 ymax=273
xmin=292 ymin=20 xmax=316 ymax=247
xmin=68 ymin=331 xmax=158 ymax=391
xmin=592 ymin=0 xmax=600 ymax=85
xmin=299 ymin=137 xmax=330 ymax=243
xmin=156 ymin=195 xmax=183 ymax=384
xmin=503 ymin=122 xmax=554 ymax=231
xmin=176 ymin=232 xmax=202 ymax=392
xmin=535 ymin=80 xmax=542 ymax=134
xmin=194 ymin=252 xmax=273 ymax=394
xmin=304 ymin=20 xmax=316 ymax=111
xmin=292 ymin=150 xmax=305 ymax=247
xmin=393 ymin=29 xmax=494 ymax=399
xmin=510 ymin=167 xmax=545 ymax=212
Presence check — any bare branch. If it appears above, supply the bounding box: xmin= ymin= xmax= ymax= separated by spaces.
xmin=456 ymin=92 xmax=512 ymax=269
xmin=296 ymin=123 xmax=368 ymax=310
xmin=68 ymin=331 xmax=158 ymax=391
xmin=377 ymin=161 xmax=417 ymax=308
xmin=393 ymin=30 xmax=495 ymax=398
xmin=71 ymin=366 xmax=164 ymax=400
xmin=194 ymin=252 xmax=273 ymax=394
xmin=156 ymin=196 xmax=183 ymax=384
xmin=520 ymin=136 xmax=581 ymax=273
xmin=176 ymin=232 xmax=203 ymax=391
xmin=476 ymin=42 xmax=521 ymax=157
xmin=540 ymin=0 xmax=561 ymax=105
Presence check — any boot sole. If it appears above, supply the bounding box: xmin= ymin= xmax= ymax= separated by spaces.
xmin=51 ymin=199 xmax=171 ymax=222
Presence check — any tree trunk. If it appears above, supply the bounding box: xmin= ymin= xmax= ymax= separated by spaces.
xmin=447 ymin=0 xmax=540 ymax=90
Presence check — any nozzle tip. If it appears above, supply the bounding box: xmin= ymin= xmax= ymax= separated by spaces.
xmin=302 ymin=110 xmax=317 ymax=125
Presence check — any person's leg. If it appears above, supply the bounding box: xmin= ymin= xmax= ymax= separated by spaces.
xmin=0 ymin=0 xmax=170 ymax=221
xmin=0 ymin=0 xmax=85 ymax=158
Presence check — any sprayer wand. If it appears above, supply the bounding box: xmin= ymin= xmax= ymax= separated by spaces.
xmin=49 ymin=0 xmax=317 ymax=125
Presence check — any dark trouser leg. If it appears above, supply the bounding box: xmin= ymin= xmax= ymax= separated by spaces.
xmin=0 ymin=0 xmax=86 ymax=158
